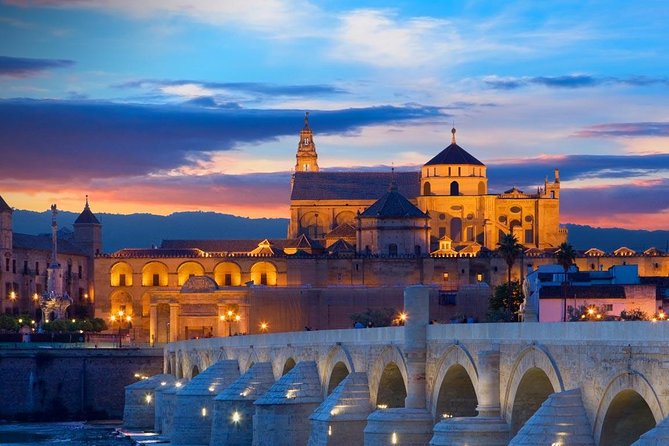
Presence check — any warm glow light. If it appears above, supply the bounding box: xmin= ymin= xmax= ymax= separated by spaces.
xmin=227 ymin=310 xmax=234 ymax=317
xmin=286 ymin=389 xmax=298 ymax=399
xmin=659 ymin=312 xmax=666 ymax=320
xmin=118 ymin=310 xmax=124 ymax=317
xmin=110 ymin=315 xmax=116 ymax=322
xmin=9 ymin=291 xmax=16 ymax=300
xmin=391 ymin=432 xmax=398 ymax=445
xmin=587 ymin=308 xmax=595 ymax=315
xmin=72 ymin=319 xmax=76 ymax=323
xmin=126 ymin=315 xmax=132 ymax=322
xmin=330 ymin=408 xmax=339 ymax=416
xmin=232 ymin=411 xmax=241 ymax=423
xmin=201 ymin=407 xmax=207 ymax=417
xmin=596 ymin=314 xmax=602 ymax=319
xmin=32 ymin=293 xmax=39 ymax=301
xmin=220 ymin=315 xmax=225 ymax=321
xmin=260 ymin=321 xmax=269 ymax=332
xmin=145 ymin=394 xmax=152 ymax=404
xmin=377 ymin=404 xmax=388 ymax=409
xmin=18 ymin=318 xmax=23 ymax=324
xmin=235 ymin=314 xmax=241 ymax=322
xmin=399 ymin=312 xmax=407 ymax=322
xmin=442 ymin=413 xmax=453 ymax=418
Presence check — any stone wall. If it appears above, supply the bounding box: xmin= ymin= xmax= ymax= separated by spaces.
xmin=0 ymin=348 xmax=163 ymax=420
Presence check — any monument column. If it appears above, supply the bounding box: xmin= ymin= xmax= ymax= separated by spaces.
xmin=168 ymin=303 xmax=179 ymax=342
xmin=149 ymin=304 xmax=157 ymax=346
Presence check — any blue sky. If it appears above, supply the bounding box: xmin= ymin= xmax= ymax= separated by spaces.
xmin=0 ymin=0 xmax=668 ymax=229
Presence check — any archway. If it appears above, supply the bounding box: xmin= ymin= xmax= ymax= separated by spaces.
xmin=251 ymin=261 xmax=277 ymax=286
xmin=450 ymin=181 xmax=459 ymax=196
xmin=423 ymin=182 xmax=431 ymax=195
xmin=192 ymin=365 xmax=200 ymax=378
xmin=377 ymin=363 xmax=407 ymax=408
xmin=478 ymin=181 xmax=485 ymax=195
xmin=282 ymin=357 xmax=296 ymax=375
xmin=156 ymin=303 xmax=170 ymax=343
xmin=141 ymin=261 xmax=168 ymax=286
xmin=335 ymin=211 xmax=356 ymax=226
xmin=327 ymin=362 xmax=350 ymax=394
xmin=110 ymin=290 xmax=133 ymax=316
xmin=213 ymin=261 xmax=242 ymax=287
xmin=510 ymin=367 xmax=554 ymax=434
xmin=300 ymin=212 xmax=323 ymax=239
xmin=450 ymin=218 xmax=462 ymax=242
xmin=434 ymin=364 xmax=478 ymax=419
xmin=600 ymin=390 xmax=655 ymax=446
xmin=177 ymin=261 xmax=205 ymax=286
xmin=110 ymin=261 xmax=133 ymax=287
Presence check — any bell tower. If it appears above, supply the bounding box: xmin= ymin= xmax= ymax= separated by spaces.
xmin=294 ymin=112 xmax=319 ymax=173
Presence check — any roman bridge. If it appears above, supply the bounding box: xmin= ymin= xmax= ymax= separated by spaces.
xmin=124 ymin=286 xmax=669 ymax=445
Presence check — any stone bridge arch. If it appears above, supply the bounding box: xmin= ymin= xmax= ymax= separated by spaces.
xmin=320 ymin=344 xmax=355 ymax=396
xmin=503 ymin=345 xmax=564 ymax=427
xmin=368 ymin=345 xmax=408 ymax=407
xmin=241 ymin=348 xmax=264 ymax=373
xmin=430 ymin=344 xmax=480 ymax=418
xmin=593 ymin=370 xmax=664 ymax=445
xmin=271 ymin=346 xmax=305 ymax=379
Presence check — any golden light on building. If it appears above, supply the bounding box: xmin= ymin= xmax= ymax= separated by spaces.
xmin=260 ymin=321 xmax=269 ymax=332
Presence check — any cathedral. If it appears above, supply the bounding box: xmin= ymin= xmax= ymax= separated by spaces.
xmin=289 ymin=113 xmax=567 ymax=256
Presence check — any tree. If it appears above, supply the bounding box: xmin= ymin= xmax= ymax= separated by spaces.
xmin=555 ymin=242 xmax=577 ymax=322
xmin=620 ymin=308 xmax=649 ymax=321
xmin=497 ymin=232 xmax=524 ymax=295
xmin=488 ymin=281 xmax=524 ymax=322
xmin=350 ymin=308 xmax=396 ymax=327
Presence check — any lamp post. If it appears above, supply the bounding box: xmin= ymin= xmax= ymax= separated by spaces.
xmin=110 ymin=310 xmax=132 ymax=348
xmin=219 ymin=309 xmax=241 ymax=336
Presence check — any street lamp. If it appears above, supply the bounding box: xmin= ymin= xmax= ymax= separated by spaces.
xmin=219 ymin=309 xmax=241 ymax=336
xmin=110 ymin=310 xmax=132 ymax=348
xmin=260 ymin=321 xmax=269 ymax=333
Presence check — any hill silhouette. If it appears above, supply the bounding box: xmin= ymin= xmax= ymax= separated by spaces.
xmin=9 ymin=209 xmax=668 ymax=254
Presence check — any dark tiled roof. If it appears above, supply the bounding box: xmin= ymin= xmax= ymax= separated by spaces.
xmin=360 ymin=187 xmax=428 ymax=219
xmin=13 ymin=233 xmax=87 ymax=256
xmin=161 ymin=239 xmax=291 ymax=252
xmin=326 ymin=223 xmax=356 ymax=239
xmin=425 ymin=143 xmax=484 ymax=166
xmin=291 ymin=171 xmax=420 ymax=200
xmin=540 ymin=285 xmax=626 ymax=299
xmin=327 ymin=239 xmax=355 ymax=254
xmin=74 ymin=204 xmax=100 ymax=225
xmin=111 ymin=248 xmax=205 ymax=258
xmin=0 ymin=195 xmax=12 ymax=213
xmin=285 ymin=234 xmax=323 ymax=250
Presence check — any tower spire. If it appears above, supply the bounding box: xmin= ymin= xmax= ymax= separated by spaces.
xmin=451 ymin=126 xmax=457 ymax=145
xmin=295 ymin=111 xmax=319 ymax=173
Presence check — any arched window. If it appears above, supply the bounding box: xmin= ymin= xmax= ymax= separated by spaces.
xmin=423 ymin=182 xmax=431 ymax=195
xmin=251 ymin=261 xmax=277 ymax=286
xmin=177 ymin=261 xmax=204 ymax=286
xmin=450 ymin=181 xmax=460 ymax=196
xmin=110 ymin=262 xmax=133 ymax=287
xmin=478 ymin=181 xmax=486 ymax=195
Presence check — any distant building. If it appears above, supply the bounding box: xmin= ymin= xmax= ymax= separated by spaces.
xmin=0 ymin=195 xmax=100 ymax=317
xmin=524 ymin=264 xmax=660 ymax=322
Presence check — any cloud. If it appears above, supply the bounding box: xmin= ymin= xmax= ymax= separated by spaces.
xmin=0 ymin=55 xmax=74 ymax=77
xmin=574 ymin=122 xmax=669 ymax=138
xmin=0 ymin=98 xmax=445 ymax=181
xmin=117 ymin=79 xmax=347 ymax=100
xmin=483 ymin=74 xmax=669 ymax=90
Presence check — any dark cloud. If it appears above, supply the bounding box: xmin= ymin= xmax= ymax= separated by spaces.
xmin=561 ymin=180 xmax=669 ymax=216
xmin=0 ymin=98 xmax=444 ymax=181
xmin=116 ymin=79 xmax=348 ymax=97
xmin=574 ymin=122 xmax=669 ymax=138
xmin=0 ymin=55 xmax=74 ymax=77
xmin=484 ymin=74 xmax=669 ymax=90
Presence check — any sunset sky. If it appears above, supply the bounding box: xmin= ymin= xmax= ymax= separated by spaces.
xmin=1 ymin=1 xmax=668 ymax=230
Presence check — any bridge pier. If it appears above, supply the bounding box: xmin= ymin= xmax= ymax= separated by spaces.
xmin=123 ymin=373 xmax=175 ymax=430
xmin=308 ymin=372 xmax=371 ymax=445
xmin=253 ymin=360 xmax=323 ymax=446
xmin=209 ymin=362 xmax=275 ymax=446
xmin=156 ymin=378 xmax=185 ymax=436
xmin=170 ymin=359 xmax=240 ymax=446
xmin=431 ymin=347 xmax=509 ymax=445
xmin=364 ymin=285 xmax=434 ymax=446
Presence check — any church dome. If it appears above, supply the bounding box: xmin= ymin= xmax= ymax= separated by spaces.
xmin=424 ymin=128 xmax=484 ymax=166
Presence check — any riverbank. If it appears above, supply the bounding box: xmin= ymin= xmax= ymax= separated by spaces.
xmin=0 ymin=421 xmax=134 ymax=446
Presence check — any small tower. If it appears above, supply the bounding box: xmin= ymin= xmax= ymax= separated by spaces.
xmin=294 ymin=112 xmax=319 ymax=173
xmin=0 ymin=195 xmax=12 ymax=260
xmin=73 ymin=195 xmax=102 ymax=257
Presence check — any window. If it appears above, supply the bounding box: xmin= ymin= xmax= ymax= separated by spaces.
xmin=423 ymin=182 xmax=431 ymax=195
xmin=458 ymin=167 xmax=461 ymax=176
xmin=524 ymin=229 xmax=534 ymax=244
xmin=4 ymin=258 xmax=8 ymax=272
xmin=467 ymin=226 xmax=474 ymax=241
xmin=414 ymin=245 xmax=421 ymax=255
xmin=590 ymin=263 xmax=595 ymax=270
xmin=152 ymin=274 xmax=160 ymax=286
xmin=388 ymin=244 xmax=398 ymax=256
xmin=78 ymin=265 xmax=82 ymax=279
xmin=443 ymin=272 xmax=449 ymax=281
xmin=260 ymin=273 xmax=268 ymax=285
xmin=67 ymin=264 xmax=72 ymax=278
xmin=119 ymin=274 xmax=126 ymax=287
xmin=224 ymin=273 xmax=232 ymax=286
xmin=12 ymin=259 xmax=15 ymax=274
xmin=23 ymin=261 xmax=28 ymax=275
xmin=450 ymin=181 xmax=459 ymax=196
xmin=551 ymin=191 xmax=555 ymax=199
xmin=476 ymin=273 xmax=483 ymax=282
xmin=35 ymin=262 xmax=39 ymax=275
xmin=604 ymin=304 xmax=613 ymax=312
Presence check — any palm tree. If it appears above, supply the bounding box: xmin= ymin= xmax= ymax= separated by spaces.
xmin=555 ymin=242 xmax=576 ymax=321
xmin=497 ymin=232 xmax=525 ymax=294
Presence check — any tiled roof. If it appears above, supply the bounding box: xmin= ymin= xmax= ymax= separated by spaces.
xmin=291 ymin=171 xmax=420 ymax=200
xmin=161 ymin=239 xmax=291 ymax=252
xmin=74 ymin=204 xmax=100 ymax=225
xmin=424 ymin=143 xmax=484 ymax=166
xmin=13 ymin=233 xmax=87 ymax=256
xmin=110 ymin=248 xmax=206 ymax=258
xmin=540 ymin=285 xmax=626 ymax=299
xmin=327 ymin=239 xmax=355 ymax=254
xmin=360 ymin=186 xmax=428 ymax=219
xmin=0 ymin=195 xmax=12 ymax=213
xmin=326 ymin=223 xmax=356 ymax=239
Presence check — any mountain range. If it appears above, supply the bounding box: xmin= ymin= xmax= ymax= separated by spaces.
xmin=10 ymin=209 xmax=669 ymax=254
